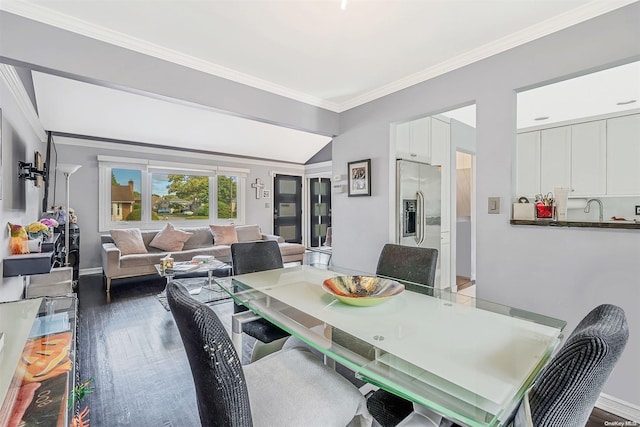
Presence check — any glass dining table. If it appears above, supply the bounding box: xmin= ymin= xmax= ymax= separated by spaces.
xmin=213 ymin=265 xmax=566 ymax=427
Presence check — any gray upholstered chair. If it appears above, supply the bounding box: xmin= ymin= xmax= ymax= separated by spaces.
xmin=167 ymin=281 xmax=372 ymax=427
xmin=512 ymin=303 xmax=628 ymax=427
xmin=230 ymin=240 xmax=290 ymax=361
xmin=366 ymin=244 xmax=440 ymax=426
xmin=376 ymin=243 xmax=438 ymax=294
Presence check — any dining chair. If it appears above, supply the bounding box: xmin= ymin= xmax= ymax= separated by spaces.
xmin=511 ymin=303 xmax=629 ymax=427
xmin=167 ymin=281 xmax=372 ymax=427
xmin=376 ymin=243 xmax=438 ymax=294
xmin=230 ymin=240 xmax=290 ymax=361
xmin=366 ymin=244 xmax=440 ymax=426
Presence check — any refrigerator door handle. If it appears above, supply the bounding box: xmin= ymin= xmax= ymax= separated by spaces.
xmin=416 ymin=190 xmax=425 ymax=245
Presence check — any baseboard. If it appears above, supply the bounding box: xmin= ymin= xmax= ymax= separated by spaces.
xmin=597 ymin=393 xmax=640 ymax=422
xmin=79 ymin=267 xmax=103 ymax=276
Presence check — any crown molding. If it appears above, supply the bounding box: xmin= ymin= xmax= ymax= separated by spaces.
xmin=0 ymin=63 xmax=47 ymax=141
xmin=2 ymin=0 xmax=636 ymax=114
xmin=337 ymin=0 xmax=639 ymax=112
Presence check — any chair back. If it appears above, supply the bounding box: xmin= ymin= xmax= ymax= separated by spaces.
xmin=167 ymin=281 xmax=253 ymax=427
xmin=376 ymin=243 xmax=438 ymax=293
xmin=231 ymin=240 xmax=284 ymax=275
xmin=528 ymin=304 xmax=628 ymax=427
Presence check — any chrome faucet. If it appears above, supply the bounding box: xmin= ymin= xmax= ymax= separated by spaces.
xmin=584 ymin=198 xmax=604 ymax=222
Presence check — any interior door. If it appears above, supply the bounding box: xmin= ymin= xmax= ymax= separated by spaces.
xmin=274 ymin=174 xmax=302 ymax=243
xmin=309 ymin=178 xmax=332 ymax=247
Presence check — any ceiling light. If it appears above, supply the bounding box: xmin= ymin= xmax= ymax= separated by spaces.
xmin=341 ymin=0 xmax=347 ymax=10
xmin=616 ymin=99 xmax=637 ymax=106
xmin=534 ymin=116 xmax=550 ymax=121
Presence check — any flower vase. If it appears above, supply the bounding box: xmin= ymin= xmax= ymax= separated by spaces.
xmin=27 ymin=238 xmax=42 ymax=253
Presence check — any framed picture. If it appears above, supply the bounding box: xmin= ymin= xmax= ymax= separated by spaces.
xmin=347 ymin=159 xmax=371 ymax=197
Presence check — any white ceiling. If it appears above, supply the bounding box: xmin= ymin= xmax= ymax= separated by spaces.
xmin=517 ymin=60 xmax=640 ymax=129
xmin=4 ymin=0 xmax=638 ymax=163
xmin=4 ymin=0 xmax=634 ymax=111
xmin=32 ymin=71 xmax=332 ymax=164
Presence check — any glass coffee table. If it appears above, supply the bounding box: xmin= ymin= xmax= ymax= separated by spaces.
xmin=155 ymin=260 xmax=232 ymax=305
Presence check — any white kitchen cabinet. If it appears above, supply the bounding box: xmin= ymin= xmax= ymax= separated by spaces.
xmin=395 ymin=121 xmax=412 ymax=158
xmin=396 ymin=117 xmax=432 ymax=163
xmin=571 ymin=120 xmax=606 ymax=196
xmin=607 ymin=114 xmax=640 ymax=195
xmin=439 ymin=239 xmax=451 ymax=289
xmin=516 ymin=112 xmax=640 ymax=200
xmin=516 ymin=131 xmax=541 ymax=197
xmin=431 ymin=117 xmax=451 ymax=233
xmin=540 ymin=126 xmax=572 ymax=193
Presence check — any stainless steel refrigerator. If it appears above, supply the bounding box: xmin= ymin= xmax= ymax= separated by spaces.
xmin=396 ymin=159 xmax=442 ymax=281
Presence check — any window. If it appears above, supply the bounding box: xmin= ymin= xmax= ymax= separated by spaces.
xmin=99 ymin=157 xmax=246 ymax=231
xmin=152 ymin=173 xmax=210 ymax=221
xmin=111 ymin=168 xmax=141 ymax=222
xmin=217 ymin=175 xmax=238 ymax=220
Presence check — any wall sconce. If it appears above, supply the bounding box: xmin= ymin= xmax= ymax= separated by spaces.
xmin=18 ymin=160 xmax=47 ymax=181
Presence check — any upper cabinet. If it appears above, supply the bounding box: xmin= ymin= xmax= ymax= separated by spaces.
xmin=607 ymin=114 xmax=640 ymax=195
xmin=540 ymin=126 xmax=571 ymax=192
xmin=516 ymin=112 xmax=638 ymax=197
xmin=572 ymin=120 xmax=606 ymax=196
xmin=516 ymin=131 xmax=541 ymax=196
xmin=396 ymin=117 xmax=432 ymax=163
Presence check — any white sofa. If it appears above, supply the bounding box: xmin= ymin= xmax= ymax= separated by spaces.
xmin=101 ymin=224 xmax=305 ymax=292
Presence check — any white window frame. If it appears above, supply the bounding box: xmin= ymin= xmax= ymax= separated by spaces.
xmin=98 ymin=156 xmax=247 ymax=232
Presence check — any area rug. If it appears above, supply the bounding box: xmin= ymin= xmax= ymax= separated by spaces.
xmin=156 ymin=277 xmax=231 ymax=311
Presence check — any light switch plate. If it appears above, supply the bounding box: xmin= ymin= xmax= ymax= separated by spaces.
xmin=488 ymin=197 xmax=500 ymax=214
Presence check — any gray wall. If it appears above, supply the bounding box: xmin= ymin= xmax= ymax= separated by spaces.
xmin=0 ymin=74 xmax=47 ymax=301
xmin=51 ymin=139 xmax=303 ymax=271
xmin=333 ymin=4 xmax=640 ymax=405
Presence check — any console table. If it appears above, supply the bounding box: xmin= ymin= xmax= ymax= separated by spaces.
xmin=0 ymin=295 xmax=78 ymax=426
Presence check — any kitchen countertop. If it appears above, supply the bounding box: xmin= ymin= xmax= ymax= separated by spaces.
xmin=510 ymin=219 xmax=640 ymax=229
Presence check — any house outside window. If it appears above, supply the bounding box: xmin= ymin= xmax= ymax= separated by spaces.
xmin=111 ymin=169 xmax=141 ymax=222
xmin=98 ymin=157 xmax=246 ymax=231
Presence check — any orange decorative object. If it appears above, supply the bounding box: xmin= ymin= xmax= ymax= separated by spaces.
xmin=17 ymin=332 xmax=73 ymax=383
xmin=72 ymin=407 xmax=91 ymax=427
xmin=8 ymin=222 xmax=29 ymax=255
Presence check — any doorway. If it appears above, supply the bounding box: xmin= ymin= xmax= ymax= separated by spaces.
xmin=273 ymin=174 xmax=302 ymax=243
xmin=309 ymin=177 xmax=332 ymax=247
xmin=455 ymin=151 xmax=476 ymax=293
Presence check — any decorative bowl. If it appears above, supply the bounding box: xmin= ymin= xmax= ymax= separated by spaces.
xmin=322 ymin=275 xmax=404 ymax=307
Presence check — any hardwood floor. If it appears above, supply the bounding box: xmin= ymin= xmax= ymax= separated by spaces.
xmin=76 ymin=273 xmax=633 ymax=426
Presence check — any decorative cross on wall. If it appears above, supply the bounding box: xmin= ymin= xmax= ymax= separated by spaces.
xmin=251 ymin=178 xmax=265 ymax=199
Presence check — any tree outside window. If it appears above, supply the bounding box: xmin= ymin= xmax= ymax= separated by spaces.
xmin=218 ymin=175 xmax=238 ymax=219
xmin=152 ymin=174 xmax=209 ymax=221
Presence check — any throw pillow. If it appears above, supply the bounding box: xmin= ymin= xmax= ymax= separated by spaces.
xmin=110 ymin=228 xmax=148 ymax=255
xmin=210 ymin=224 xmax=239 ymax=245
xmin=149 ymin=223 xmax=193 ymax=252
xmin=235 ymin=224 xmax=262 ymax=242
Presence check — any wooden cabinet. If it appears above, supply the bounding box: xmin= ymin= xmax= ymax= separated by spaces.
xmin=571 ymin=120 xmax=606 ymax=196
xmin=607 ymin=114 xmax=640 ymax=195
